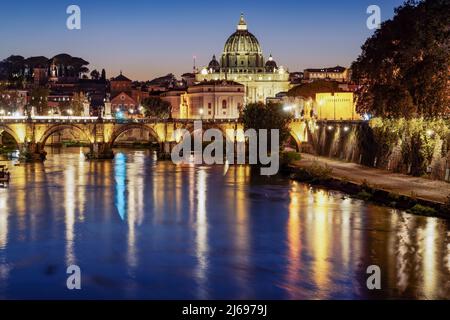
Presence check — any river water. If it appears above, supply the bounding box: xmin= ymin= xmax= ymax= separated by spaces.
xmin=0 ymin=148 xmax=449 ymax=299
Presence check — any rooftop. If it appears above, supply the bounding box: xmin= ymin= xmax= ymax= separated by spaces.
xmin=194 ymin=80 xmax=243 ymax=87
xmin=305 ymin=66 xmax=347 ymax=73
xmin=112 ymin=72 xmax=131 ymax=82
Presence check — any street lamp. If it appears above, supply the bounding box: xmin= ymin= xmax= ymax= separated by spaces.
xmin=199 ymin=108 xmax=204 ymax=119
xmin=283 ymin=105 xmax=293 ymax=112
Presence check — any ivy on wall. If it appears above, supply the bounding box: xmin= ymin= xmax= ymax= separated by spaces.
xmin=369 ymin=118 xmax=450 ymax=176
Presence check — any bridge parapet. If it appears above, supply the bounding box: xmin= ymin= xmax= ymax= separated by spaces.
xmin=1 ymin=116 xmax=365 ymax=162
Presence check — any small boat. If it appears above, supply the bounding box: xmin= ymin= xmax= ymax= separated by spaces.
xmin=0 ymin=165 xmax=10 ymax=186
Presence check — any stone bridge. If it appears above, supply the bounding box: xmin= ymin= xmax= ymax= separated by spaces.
xmin=0 ymin=116 xmax=310 ymax=161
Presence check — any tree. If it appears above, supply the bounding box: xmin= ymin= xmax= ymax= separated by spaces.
xmin=352 ymin=0 xmax=449 ymax=118
xmin=240 ymin=102 xmax=293 ymax=151
xmin=78 ymin=66 xmax=89 ymax=78
xmin=142 ymin=97 xmax=171 ymax=119
xmin=101 ymin=69 xmax=106 ymax=81
xmin=90 ymin=69 xmax=100 ymax=80
xmin=60 ymin=92 xmax=86 ymax=116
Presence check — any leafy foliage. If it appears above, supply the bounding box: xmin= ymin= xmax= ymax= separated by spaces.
xmin=280 ymin=151 xmax=301 ymax=166
xmin=142 ymin=96 xmax=171 ymax=119
xmin=59 ymin=92 xmax=86 ymax=116
xmin=90 ymin=69 xmax=100 ymax=80
xmin=240 ymin=102 xmax=293 ymax=151
xmin=369 ymin=117 xmax=450 ymax=176
xmin=408 ymin=204 xmax=437 ymax=216
xmin=352 ymin=0 xmax=449 ymax=118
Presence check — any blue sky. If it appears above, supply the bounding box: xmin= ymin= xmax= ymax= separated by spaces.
xmin=0 ymin=0 xmax=406 ymax=80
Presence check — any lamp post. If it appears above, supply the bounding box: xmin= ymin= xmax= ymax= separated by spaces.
xmin=199 ymin=108 xmax=204 ymax=120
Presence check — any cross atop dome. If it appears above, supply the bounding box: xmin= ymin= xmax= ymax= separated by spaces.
xmin=237 ymin=13 xmax=247 ymax=31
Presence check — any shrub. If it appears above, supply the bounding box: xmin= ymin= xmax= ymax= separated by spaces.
xmin=356 ymin=190 xmax=373 ymax=201
xmin=307 ymin=161 xmax=333 ymax=181
xmin=281 ymin=151 xmax=301 ymax=166
xmin=408 ymin=204 xmax=437 ymax=216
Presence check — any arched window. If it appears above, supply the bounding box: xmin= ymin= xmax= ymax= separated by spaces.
xmin=222 ymin=100 xmax=227 ymax=109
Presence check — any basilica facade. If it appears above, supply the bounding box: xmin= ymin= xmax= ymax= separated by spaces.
xmin=196 ymin=14 xmax=291 ymax=104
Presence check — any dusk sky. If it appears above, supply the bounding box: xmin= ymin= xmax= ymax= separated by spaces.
xmin=0 ymin=0 xmax=405 ymax=81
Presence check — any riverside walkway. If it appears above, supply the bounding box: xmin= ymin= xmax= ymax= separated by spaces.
xmin=294 ymin=153 xmax=450 ymax=205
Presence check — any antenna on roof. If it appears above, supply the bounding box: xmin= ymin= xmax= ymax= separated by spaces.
xmin=193 ymin=55 xmax=197 ymax=73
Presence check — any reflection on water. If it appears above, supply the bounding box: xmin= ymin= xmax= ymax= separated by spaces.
xmin=0 ymin=148 xmax=449 ymax=299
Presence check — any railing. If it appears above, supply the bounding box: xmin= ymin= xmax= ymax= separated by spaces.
xmin=0 ymin=116 xmax=366 ymax=125
xmin=0 ymin=116 xmax=242 ymax=124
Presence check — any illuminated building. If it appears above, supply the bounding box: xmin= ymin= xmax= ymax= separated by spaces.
xmin=183 ymin=80 xmax=244 ymax=119
xmin=195 ymin=14 xmax=291 ymax=104
xmin=315 ymin=92 xmax=357 ymax=120
xmin=303 ymin=66 xmax=350 ymax=83
xmin=110 ymin=72 xmax=147 ymax=117
xmin=277 ymin=92 xmax=358 ymax=120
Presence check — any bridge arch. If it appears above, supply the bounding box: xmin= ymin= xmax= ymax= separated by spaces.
xmin=0 ymin=125 xmax=22 ymax=146
xmin=39 ymin=124 xmax=92 ymax=147
xmin=286 ymin=131 xmax=302 ymax=152
xmin=109 ymin=123 xmax=161 ymax=146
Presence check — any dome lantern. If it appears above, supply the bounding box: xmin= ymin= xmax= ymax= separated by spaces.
xmin=237 ymin=13 xmax=247 ymax=31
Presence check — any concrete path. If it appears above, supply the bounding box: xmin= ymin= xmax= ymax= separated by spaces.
xmin=293 ymin=154 xmax=450 ymax=204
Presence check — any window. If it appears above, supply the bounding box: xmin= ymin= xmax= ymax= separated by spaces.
xmin=208 ymin=103 xmax=212 ymax=109
xmin=222 ymin=100 xmax=227 ymax=109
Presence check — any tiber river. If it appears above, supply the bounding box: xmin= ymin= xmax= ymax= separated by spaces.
xmin=0 ymin=148 xmax=449 ymax=299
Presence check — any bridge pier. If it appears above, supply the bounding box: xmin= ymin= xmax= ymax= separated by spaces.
xmin=158 ymin=141 xmax=176 ymax=160
xmin=85 ymin=142 xmax=114 ymax=160
xmin=19 ymin=142 xmax=47 ymax=162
